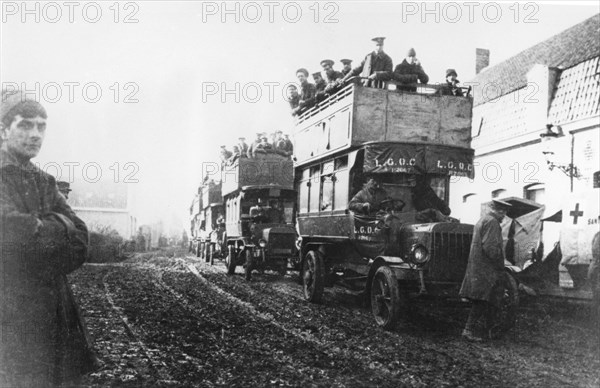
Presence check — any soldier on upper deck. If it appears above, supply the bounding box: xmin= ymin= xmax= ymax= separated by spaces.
xmin=273 ymin=130 xmax=292 ymax=157
xmin=313 ymin=71 xmax=327 ymax=103
xmin=296 ymin=68 xmax=317 ymax=112
xmin=246 ymin=133 xmax=262 ymax=158
xmin=440 ymin=68 xmax=464 ymax=97
xmin=286 ymin=84 xmax=301 ymax=116
xmin=340 ymin=59 xmax=353 ymax=77
xmin=320 ymin=59 xmax=344 ymax=94
xmin=219 ymin=145 xmax=233 ymax=165
xmin=283 ymin=134 xmax=293 ymax=156
xmin=342 ymin=37 xmax=393 ymax=88
xmin=233 ymin=136 xmax=248 ymax=158
xmin=252 ymin=135 xmax=273 ymax=157
xmin=393 ymin=48 xmax=429 ymax=92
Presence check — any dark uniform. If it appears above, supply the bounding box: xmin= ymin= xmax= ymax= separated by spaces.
xmin=340 ymin=59 xmax=353 ymax=77
xmin=459 ymin=200 xmax=511 ymax=341
xmin=282 ymin=135 xmax=294 ymax=156
xmin=393 ymin=49 xmax=429 ymax=92
xmin=273 ymin=131 xmax=290 ymax=156
xmin=233 ymin=137 xmax=249 ymax=158
xmin=57 ymin=180 xmax=72 ymax=200
xmin=440 ymin=69 xmax=464 ymax=96
xmin=345 ymin=38 xmax=393 ymax=88
xmin=287 ymin=86 xmax=301 ymax=115
xmin=412 ymin=177 xmax=451 ymax=216
xmin=252 ymin=137 xmax=272 ymax=157
xmin=0 ymin=92 xmax=98 ymax=386
xmin=246 ymin=134 xmax=263 ymax=158
xmin=299 ymin=81 xmax=317 ymax=110
xmin=348 ymin=181 xmax=390 ymax=215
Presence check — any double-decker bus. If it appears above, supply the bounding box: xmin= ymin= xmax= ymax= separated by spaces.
xmin=293 ymin=78 xmax=518 ymax=329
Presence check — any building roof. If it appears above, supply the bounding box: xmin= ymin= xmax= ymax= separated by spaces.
xmin=471 ymin=14 xmax=600 ymax=106
xmin=548 ymin=56 xmax=600 ymax=125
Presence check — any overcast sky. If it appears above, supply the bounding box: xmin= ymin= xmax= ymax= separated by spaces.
xmin=1 ymin=1 xmax=598 ymax=230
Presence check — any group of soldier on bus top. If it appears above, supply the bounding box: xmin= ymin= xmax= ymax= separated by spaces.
xmin=219 ymin=129 xmax=294 ymax=165
xmin=287 ymin=36 xmax=464 ymax=116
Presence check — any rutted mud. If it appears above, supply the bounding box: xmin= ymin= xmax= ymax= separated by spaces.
xmin=71 ymin=250 xmax=599 ymax=387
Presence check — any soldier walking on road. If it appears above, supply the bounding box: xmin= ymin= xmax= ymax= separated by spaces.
xmin=460 ymin=199 xmax=513 ymax=342
xmin=0 ymin=89 xmax=99 ymax=386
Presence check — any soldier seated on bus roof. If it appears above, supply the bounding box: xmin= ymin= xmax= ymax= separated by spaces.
xmin=273 ymin=130 xmax=292 ymax=157
xmin=313 ymin=71 xmax=327 ymax=101
xmin=252 ymin=136 xmax=274 ymax=157
xmin=340 ymin=59 xmax=353 ymax=77
xmin=321 ymin=59 xmax=344 ymax=95
xmin=349 ymin=176 xmax=399 ymax=215
xmin=393 ymin=48 xmax=429 ymax=92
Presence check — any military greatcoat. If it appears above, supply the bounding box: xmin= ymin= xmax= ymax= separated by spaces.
xmin=349 ymin=52 xmax=393 ymax=81
xmin=459 ymin=211 xmax=506 ymax=302
xmin=0 ymin=149 xmax=97 ymax=386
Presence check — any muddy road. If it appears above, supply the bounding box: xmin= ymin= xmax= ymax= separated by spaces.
xmin=71 ymin=250 xmax=599 ymax=387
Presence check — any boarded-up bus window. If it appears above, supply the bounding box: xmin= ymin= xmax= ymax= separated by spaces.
xmin=309 ymin=166 xmax=320 ymax=213
xmin=334 ymin=171 xmax=349 ymax=210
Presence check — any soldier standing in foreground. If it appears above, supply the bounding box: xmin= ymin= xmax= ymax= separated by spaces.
xmin=0 ymin=90 xmax=99 ymax=386
xmin=460 ymin=199 xmax=512 ymax=341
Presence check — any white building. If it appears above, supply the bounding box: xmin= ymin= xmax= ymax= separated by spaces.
xmin=451 ymin=14 xmax=599 ymax=231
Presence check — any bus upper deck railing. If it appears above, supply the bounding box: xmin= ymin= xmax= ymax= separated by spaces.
xmin=295 ymin=77 xmax=472 ymax=125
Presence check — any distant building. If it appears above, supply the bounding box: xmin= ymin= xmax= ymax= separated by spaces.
xmin=68 ymin=179 xmax=137 ymax=238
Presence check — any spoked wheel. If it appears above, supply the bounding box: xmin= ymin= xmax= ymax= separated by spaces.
xmin=302 ymin=251 xmax=324 ymax=303
xmin=489 ymin=272 xmax=519 ymax=338
xmin=370 ymin=266 xmax=401 ymax=330
xmin=226 ymin=246 xmax=236 ymax=275
xmin=245 ymin=250 xmax=253 ymax=281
